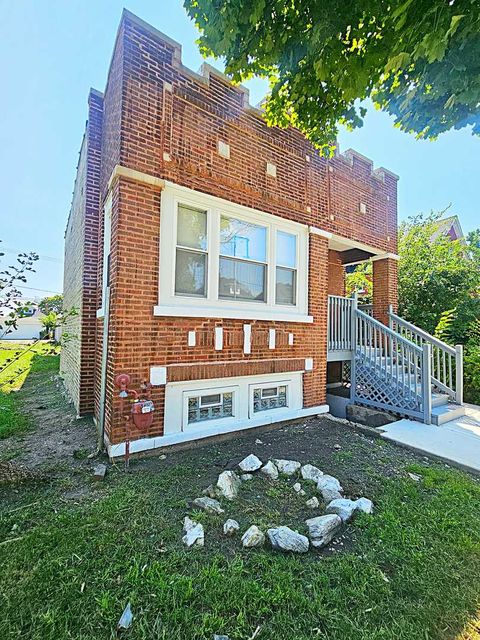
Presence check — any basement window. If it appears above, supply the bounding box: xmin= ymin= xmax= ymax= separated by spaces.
xmin=187 ymin=391 xmax=234 ymax=424
xmin=252 ymin=384 xmax=288 ymax=413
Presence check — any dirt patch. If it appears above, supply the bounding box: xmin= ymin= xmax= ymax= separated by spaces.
xmin=0 ymin=372 xmax=96 ymax=473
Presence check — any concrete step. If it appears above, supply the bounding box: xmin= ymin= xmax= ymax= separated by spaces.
xmin=431 ymin=403 xmax=466 ymax=426
xmin=431 ymin=392 xmax=450 ymax=408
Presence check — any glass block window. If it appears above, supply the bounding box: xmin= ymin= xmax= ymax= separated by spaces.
xmin=253 ymin=385 xmax=288 ymax=413
xmin=188 ymin=391 xmax=234 ymax=424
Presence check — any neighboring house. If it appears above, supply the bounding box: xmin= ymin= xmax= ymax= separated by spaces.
xmin=61 ymin=11 xmax=464 ymax=459
xmin=431 ymin=215 xmax=465 ymax=243
xmin=0 ymin=305 xmax=44 ymax=341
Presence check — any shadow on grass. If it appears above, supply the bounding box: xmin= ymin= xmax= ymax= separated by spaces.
xmin=0 ymin=348 xmax=59 ymax=439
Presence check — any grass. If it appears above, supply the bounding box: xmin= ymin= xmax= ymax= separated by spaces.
xmin=0 ymin=462 xmax=479 ymax=639
xmin=0 ymin=341 xmax=59 ymax=439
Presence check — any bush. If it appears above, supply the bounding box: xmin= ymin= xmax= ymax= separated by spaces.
xmin=463 ymin=345 xmax=480 ymax=405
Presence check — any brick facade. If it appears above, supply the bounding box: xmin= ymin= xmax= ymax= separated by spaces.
xmin=61 ymin=89 xmax=103 ymax=415
xmin=62 ymin=10 xmax=398 ymax=454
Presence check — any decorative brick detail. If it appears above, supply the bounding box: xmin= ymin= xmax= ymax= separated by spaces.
xmin=167 ymin=358 xmax=307 ymax=383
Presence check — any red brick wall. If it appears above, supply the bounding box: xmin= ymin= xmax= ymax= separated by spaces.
xmin=328 ymin=250 xmax=346 ymax=296
xmin=71 ymin=11 xmax=398 ymax=444
xmin=373 ymin=257 xmax=398 ymax=325
xmin=61 ymin=89 xmax=103 ymax=415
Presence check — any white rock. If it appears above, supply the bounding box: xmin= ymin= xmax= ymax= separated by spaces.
xmin=408 ymin=472 xmax=421 ymax=482
xmin=355 ymin=497 xmax=374 ymax=514
xmin=301 ymin=464 xmax=324 ymax=483
xmin=293 ymin=482 xmax=302 ymax=493
xmin=306 ymin=496 xmax=319 ymax=509
xmin=192 ymin=496 xmax=225 ymax=514
xmin=183 ymin=516 xmax=196 ymax=532
xmin=273 ymin=459 xmax=301 ymax=475
xmin=326 ymin=498 xmax=358 ymax=523
xmin=319 ymin=487 xmax=343 ymax=504
xmin=267 ymin=526 xmax=309 ymax=553
xmin=317 ymin=474 xmax=343 ymax=493
xmin=182 ymin=522 xmax=205 ymax=547
xmin=261 ymin=460 xmax=279 ymax=480
xmin=241 ymin=473 xmax=253 ymax=481
xmin=305 ymin=514 xmax=342 ymax=548
xmin=238 ymin=454 xmax=263 ymax=472
xmin=255 ymin=438 xmax=263 ymax=444
xmin=217 ymin=470 xmax=242 ymax=500
xmin=241 ymin=525 xmax=265 ymax=548
xmin=223 ymin=518 xmax=240 ymax=536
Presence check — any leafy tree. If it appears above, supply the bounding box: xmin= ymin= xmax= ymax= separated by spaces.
xmin=184 ymin=0 xmax=480 ymax=152
xmin=345 ymin=262 xmax=372 ymax=304
xmin=398 ymin=212 xmax=480 ymax=338
xmin=38 ymin=294 xmax=63 ymax=315
xmin=40 ymin=312 xmax=58 ymax=339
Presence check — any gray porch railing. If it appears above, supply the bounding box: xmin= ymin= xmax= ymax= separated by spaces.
xmin=358 ymin=303 xmax=373 ymax=316
xmin=328 ymin=295 xmax=355 ymax=351
xmin=353 ymin=309 xmax=432 ymax=423
xmin=388 ymin=307 xmax=463 ymax=404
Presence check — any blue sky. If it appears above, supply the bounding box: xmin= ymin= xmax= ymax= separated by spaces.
xmin=1 ymin=1 xmax=478 ymax=298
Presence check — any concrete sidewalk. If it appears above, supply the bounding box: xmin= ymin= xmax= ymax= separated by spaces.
xmin=379 ymin=404 xmax=480 ymax=473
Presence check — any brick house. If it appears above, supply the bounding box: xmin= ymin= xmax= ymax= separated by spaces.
xmin=62 ymin=11 xmax=464 ymax=458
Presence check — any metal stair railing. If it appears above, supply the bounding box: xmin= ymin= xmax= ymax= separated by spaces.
xmin=388 ymin=307 xmax=463 ymax=404
xmin=328 ymin=295 xmax=355 ymax=352
xmin=353 ymin=308 xmax=432 ymax=423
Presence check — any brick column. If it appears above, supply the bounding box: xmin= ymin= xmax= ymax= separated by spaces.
xmin=303 ymin=232 xmax=329 ymax=407
xmin=372 ymin=256 xmax=398 ymax=325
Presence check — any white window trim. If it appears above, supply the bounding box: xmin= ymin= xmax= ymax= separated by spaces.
xmin=97 ymin=194 xmax=112 ymax=318
xmin=156 ymin=182 xmax=312 ymax=323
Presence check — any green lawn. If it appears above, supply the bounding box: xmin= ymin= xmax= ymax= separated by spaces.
xmin=0 ymin=348 xmax=479 ymax=639
xmin=0 ymin=341 xmax=59 ymax=439
xmin=1 ymin=460 xmax=479 ymax=639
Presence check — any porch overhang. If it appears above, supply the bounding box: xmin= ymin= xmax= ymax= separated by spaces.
xmin=309 ymin=226 xmax=399 ymax=265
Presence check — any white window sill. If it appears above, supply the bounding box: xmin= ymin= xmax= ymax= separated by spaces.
xmin=153 ymin=304 xmax=313 ymax=323
xmin=96 ymin=308 xmax=105 ymax=318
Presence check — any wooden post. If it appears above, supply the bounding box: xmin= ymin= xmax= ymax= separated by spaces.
xmin=422 ymin=343 xmax=432 ymax=424
xmin=455 ymin=344 xmax=463 ymax=405
xmin=349 ymin=296 xmax=358 ymax=402
xmin=388 ymin=304 xmax=394 ymax=331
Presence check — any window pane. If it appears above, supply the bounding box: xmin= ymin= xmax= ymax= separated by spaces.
xmin=262 ymin=387 xmax=278 ymax=398
xmin=220 ymin=217 xmax=266 ymax=262
xmin=276 ymin=267 xmax=296 ymax=305
xmin=175 ymin=249 xmax=206 ymax=296
xmin=177 ymin=205 xmax=207 ymax=250
xmin=188 ymin=392 xmax=233 ymax=423
xmin=200 ymin=394 xmax=221 ymax=406
xmin=219 ymin=258 xmax=266 ymax=302
xmin=277 ymin=231 xmax=296 ymax=268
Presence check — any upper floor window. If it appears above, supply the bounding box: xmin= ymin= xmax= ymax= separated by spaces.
xmin=219 ymin=217 xmax=267 ymax=302
xmin=175 ymin=205 xmax=207 ymax=297
xmin=276 ymin=231 xmax=297 ymax=305
xmin=157 ymin=184 xmax=311 ymax=322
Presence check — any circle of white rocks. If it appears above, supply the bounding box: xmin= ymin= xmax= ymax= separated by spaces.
xmin=182 ymin=453 xmax=373 ymax=553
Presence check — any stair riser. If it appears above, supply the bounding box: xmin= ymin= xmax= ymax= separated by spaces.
xmin=432 ymin=406 xmax=466 ymax=426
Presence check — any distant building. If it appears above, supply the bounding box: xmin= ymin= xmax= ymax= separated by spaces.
xmin=431 ymin=215 xmax=464 ymax=242
xmin=0 ymin=304 xmax=44 ymax=341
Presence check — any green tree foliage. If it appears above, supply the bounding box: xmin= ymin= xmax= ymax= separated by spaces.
xmin=398 ymin=212 xmax=480 ymax=338
xmin=184 ymin=0 xmax=480 ymax=152
xmin=38 ymin=294 xmax=63 ymax=315
xmin=345 ymin=262 xmax=372 ymax=304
